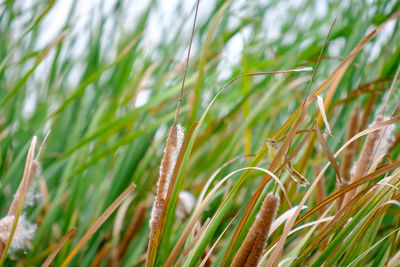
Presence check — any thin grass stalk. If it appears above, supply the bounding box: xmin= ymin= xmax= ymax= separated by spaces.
xmin=42 ymin=228 xmax=76 ymax=267
xmin=314 ymin=164 xmax=325 ymax=217
xmin=337 ymin=104 xmax=360 ymax=209
xmin=359 ymin=93 xmax=377 ymax=132
xmin=90 ymin=243 xmax=111 ymax=267
xmin=340 ymin=104 xmax=360 ymax=181
xmin=118 ymin=203 xmax=146 ymax=259
xmin=110 ymin=194 xmax=134 ymax=265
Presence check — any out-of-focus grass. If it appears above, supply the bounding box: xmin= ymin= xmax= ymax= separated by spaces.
xmin=1 ymin=0 xmax=400 ymax=266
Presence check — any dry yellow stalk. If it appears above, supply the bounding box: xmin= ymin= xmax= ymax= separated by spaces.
xmin=337 ymin=105 xmax=360 ymax=209
xmin=42 ymin=228 xmax=76 ymax=267
xmin=314 ymin=164 xmax=325 ymax=217
xmin=8 ymin=160 xmax=39 ymax=216
xmin=231 ymin=193 xmax=279 ymax=267
xmin=118 ymin=203 xmax=146 ymax=259
xmin=340 ymin=104 xmax=360 ymax=181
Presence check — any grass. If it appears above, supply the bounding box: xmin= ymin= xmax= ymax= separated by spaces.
xmin=1 ymin=0 xmax=400 ymax=266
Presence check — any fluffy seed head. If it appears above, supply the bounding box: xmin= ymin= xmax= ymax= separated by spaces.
xmin=147 ymin=124 xmax=185 ymax=266
xmin=231 ymin=193 xmax=279 ymax=267
xmin=0 ymin=215 xmax=36 ymax=252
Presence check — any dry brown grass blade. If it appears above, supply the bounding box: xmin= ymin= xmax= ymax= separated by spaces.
xmin=60 ymin=183 xmax=136 ymax=267
xmin=314 ymin=164 xmax=325 ymax=217
xmin=118 ymin=203 xmax=146 ymax=259
xmin=42 ymin=228 xmax=76 ymax=267
xmin=314 ymin=11 xmax=399 ymax=98
xmin=322 ymin=66 xmax=345 ymax=114
xmin=111 ymin=195 xmax=134 ymax=265
xmin=315 ymin=121 xmax=342 ymax=184
xmin=330 ymin=77 xmax=392 ymax=108
xmin=316 ymin=95 xmax=332 ymax=134
xmin=305 ymin=65 xmax=345 ymax=180
xmin=90 ymin=242 xmax=111 ymax=267
xmin=281 ymin=122 xmax=316 ymax=165
xmin=360 ymin=93 xmax=377 ymax=131
xmin=8 ymin=160 xmax=39 ymax=216
xmin=147 ymin=122 xmax=197 ymax=267
xmin=38 ymin=178 xmax=50 ymax=226
xmin=0 ymin=136 xmax=37 ymax=261
xmin=340 ymin=104 xmax=360 ymax=181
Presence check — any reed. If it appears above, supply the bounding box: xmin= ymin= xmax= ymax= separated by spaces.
xmin=147 ymin=124 xmax=184 ymax=265
xmin=337 ymin=104 xmax=360 ymax=209
xmin=231 ymin=193 xmax=279 ymax=267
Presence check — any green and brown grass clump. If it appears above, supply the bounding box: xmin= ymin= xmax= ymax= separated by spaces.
xmin=1 ymin=0 xmax=400 ymax=266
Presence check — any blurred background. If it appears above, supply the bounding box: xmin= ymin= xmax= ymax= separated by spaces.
xmin=0 ymin=0 xmax=399 ymax=266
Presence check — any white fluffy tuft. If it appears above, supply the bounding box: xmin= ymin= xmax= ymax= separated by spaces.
xmin=0 ymin=214 xmax=36 ymax=252
xmin=157 ymin=124 xmax=184 ymax=199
